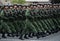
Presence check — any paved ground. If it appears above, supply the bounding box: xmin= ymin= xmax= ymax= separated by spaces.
xmin=0 ymin=31 xmax=60 ymax=41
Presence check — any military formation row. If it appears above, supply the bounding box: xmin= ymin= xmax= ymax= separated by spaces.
xmin=0 ymin=4 xmax=60 ymax=40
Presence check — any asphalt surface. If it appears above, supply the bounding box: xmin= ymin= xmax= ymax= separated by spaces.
xmin=0 ymin=31 xmax=60 ymax=41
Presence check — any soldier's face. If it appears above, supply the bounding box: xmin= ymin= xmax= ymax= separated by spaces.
xmin=19 ymin=6 xmax=21 ymax=8
xmin=47 ymin=5 xmax=50 ymax=7
xmin=53 ymin=6 xmax=56 ymax=8
xmin=5 ymin=7 xmax=8 ymax=9
xmin=37 ymin=5 xmax=40 ymax=8
xmin=23 ymin=6 xmax=26 ymax=9
xmin=19 ymin=6 xmax=22 ymax=9
xmin=14 ymin=6 xmax=17 ymax=8
xmin=27 ymin=7 xmax=29 ymax=9
xmin=30 ymin=6 xmax=33 ymax=9
xmin=40 ymin=5 xmax=43 ymax=8
xmin=34 ymin=6 xmax=36 ymax=9
xmin=50 ymin=5 xmax=52 ymax=8
xmin=10 ymin=7 xmax=13 ymax=9
xmin=44 ymin=5 xmax=47 ymax=8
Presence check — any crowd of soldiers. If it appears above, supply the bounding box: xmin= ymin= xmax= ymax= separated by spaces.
xmin=0 ymin=4 xmax=60 ymax=40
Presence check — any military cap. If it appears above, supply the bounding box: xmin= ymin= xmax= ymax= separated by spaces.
xmin=33 ymin=4 xmax=37 ymax=6
xmin=9 ymin=5 xmax=14 ymax=8
xmin=3 ymin=5 xmax=9 ymax=9
xmin=9 ymin=5 xmax=13 ymax=7
xmin=18 ymin=4 xmax=22 ymax=6
xmin=22 ymin=5 xmax=27 ymax=8
xmin=37 ymin=4 xmax=41 ymax=5
xmin=30 ymin=4 xmax=34 ymax=6
xmin=13 ymin=4 xmax=18 ymax=6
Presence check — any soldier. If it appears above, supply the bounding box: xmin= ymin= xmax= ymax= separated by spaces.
xmin=1 ymin=5 xmax=10 ymax=38
xmin=28 ymin=5 xmax=37 ymax=38
xmin=58 ymin=5 xmax=60 ymax=15
xmin=43 ymin=4 xmax=53 ymax=34
xmin=0 ymin=5 xmax=3 ymax=39
xmin=37 ymin=4 xmax=48 ymax=38
xmin=58 ymin=5 xmax=60 ymax=30
xmin=23 ymin=5 xmax=31 ymax=39
xmin=19 ymin=5 xmax=27 ymax=40
xmin=33 ymin=4 xmax=43 ymax=38
xmin=7 ymin=5 xmax=16 ymax=37
xmin=47 ymin=5 xmax=59 ymax=33
xmin=0 ymin=5 xmax=2 ymax=33
xmin=15 ymin=5 xmax=23 ymax=37
xmin=37 ymin=4 xmax=53 ymax=38
xmin=52 ymin=5 xmax=60 ymax=33
xmin=11 ymin=5 xmax=19 ymax=37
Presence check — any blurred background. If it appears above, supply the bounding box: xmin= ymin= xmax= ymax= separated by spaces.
xmin=0 ymin=0 xmax=50 ymax=5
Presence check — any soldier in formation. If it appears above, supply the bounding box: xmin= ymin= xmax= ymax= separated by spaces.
xmin=0 ymin=4 xmax=60 ymax=40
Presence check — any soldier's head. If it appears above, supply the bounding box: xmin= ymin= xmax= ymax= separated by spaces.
xmin=56 ymin=5 xmax=59 ymax=8
xmin=22 ymin=5 xmax=26 ymax=10
xmin=37 ymin=4 xmax=40 ymax=8
xmin=47 ymin=4 xmax=50 ymax=8
xmin=30 ymin=5 xmax=34 ymax=9
xmin=19 ymin=5 xmax=22 ymax=9
xmin=44 ymin=4 xmax=47 ymax=8
xmin=40 ymin=5 xmax=44 ymax=8
xmin=18 ymin=5 xmax=22 ymax=9
xmin=33 ymin=5 xmax=37 ymax=9
xmin=49 ymin=5 xmax=53 ymax=8
xmin=14 ymin=4 xmax=17 ymax=9
xmin=10 ymin=5 xmax=13 ymax=9
xmin=4 ymin=5 xmax=9 ymax=9
xmin=27 ymin=5 xmax=30 ymax=9
xmin=53 ymin=4 xmax=58 ymax=8
xmin=27 ymin=6 xmax=29 ymax=9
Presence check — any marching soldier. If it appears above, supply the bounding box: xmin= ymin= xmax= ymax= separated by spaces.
xmin=19 ymin=5 xmax=27 ymax=40
xmin=7 ymin=5 xmax=16 ymax=37
xmin=1 ymin=5 xmax=11 ymax=38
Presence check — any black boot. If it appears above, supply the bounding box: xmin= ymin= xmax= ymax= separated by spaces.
xmin=42 ymin=32 xmax=46 ymax=37
xmin=19 ymin=34 xmax=24 ymax=40
xmin=51 ymin=29 xmax=55 ymax=34
xmin=15 ymin=32 xmax=19 ymax=37
xmin=2 ymin=33 xmax=6 ymax=38
xmin=54 ymin=29 xmax=58 ymax=33
xmin=7 ymin=33 xmax=11 ymax=37
xmin=32 ymin=32 xmax=36 ymax=37
xmin=46 ymin=31 xmax=51 ymax=35
xmin=54 ymin=27 xmax=59 ymax=33
xmin=28 ymin=33 xmax=33 ymax=38
xmin=11 ymin=33 xmax=15 ymax=37
xmin=15 ymin=33 xmax=19 ymax=37
xmin=48 ymin=32 xmax=51 ymax=35
xmin=24 ymin=34 xmax=29 ymax=39
xmin=36 ymin=33 xmax=40 ymax=39
xmin=16 ymin=34 xmax=19 ymax=37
